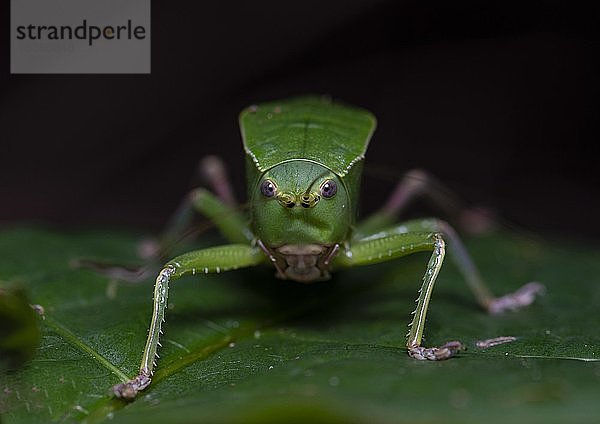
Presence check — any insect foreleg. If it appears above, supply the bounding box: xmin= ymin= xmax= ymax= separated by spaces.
xmin=112 ymin=244 xmax=265 ymax=399
xmin=333 ymin=231 xmax=463 ymax=361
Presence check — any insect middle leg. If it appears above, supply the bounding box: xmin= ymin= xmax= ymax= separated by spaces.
xmin=196 ymin=155 xmax=237 ymax=207
xmin=76 ymin=156 xmax=252 ymax=286
xmin=160 ymin=187 xmax=252 ymax=249
xmin=356 ymin=169 xmax=493 ymax=238
xmin=165 ymin=155 xmax=248 ymax=235
xmin=92 ymin=188 xmax=252 ymax=283
xmin=140 ymin=155 xmax=250 ymax=261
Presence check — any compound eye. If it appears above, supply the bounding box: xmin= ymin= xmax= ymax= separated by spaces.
xmin=260 ymin=180 xmax=277 ymax=197
xmin=320 ymin=180 xmax=337 ymax=198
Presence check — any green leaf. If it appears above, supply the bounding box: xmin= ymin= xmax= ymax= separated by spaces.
xmin=1 ymin=227 xmax=599 ymax=423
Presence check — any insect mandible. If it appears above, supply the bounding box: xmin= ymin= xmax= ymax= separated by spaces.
xmin=112 ymin=96 xmax=544 ymax=399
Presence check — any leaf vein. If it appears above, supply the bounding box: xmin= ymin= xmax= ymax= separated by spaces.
xmin=44 ymin=315 xmax=130 ymax=383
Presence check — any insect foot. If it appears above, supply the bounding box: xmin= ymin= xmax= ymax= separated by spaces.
xmin=408 ymin=341 xmax=464 ymax=361
xmin=488 ymin=282 xmax=546 ymax=315
xmin=112 ymin=371 xmax=151 ymax=400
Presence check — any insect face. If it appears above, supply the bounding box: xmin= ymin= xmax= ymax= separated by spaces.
xmin=251 ymin=160 xmax=352 ymax=246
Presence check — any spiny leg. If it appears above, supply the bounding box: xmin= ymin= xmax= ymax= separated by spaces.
xmin=112 ymin=244 xmax=266 ymax=399
xmin=407 ymin=235 xmax=463 ymax=360
xmin=333 ymin=232 xmax=464 ymax=361
xmin=356 ymin=218 xmax=544 ymax=313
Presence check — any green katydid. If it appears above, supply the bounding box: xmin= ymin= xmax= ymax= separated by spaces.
xmin=112 ymin=96 xmax=544 ymax=399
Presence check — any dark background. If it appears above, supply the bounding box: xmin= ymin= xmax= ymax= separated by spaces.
xmin=1 ymin=1 xmax=598 ymax=238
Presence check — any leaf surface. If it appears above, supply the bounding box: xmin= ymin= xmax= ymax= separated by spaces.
xmin=1 ymin=227 xmax=599 ymax=423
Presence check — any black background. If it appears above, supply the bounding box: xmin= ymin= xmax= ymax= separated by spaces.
xmin=1 ymin=1 xmax=598 ymax=238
